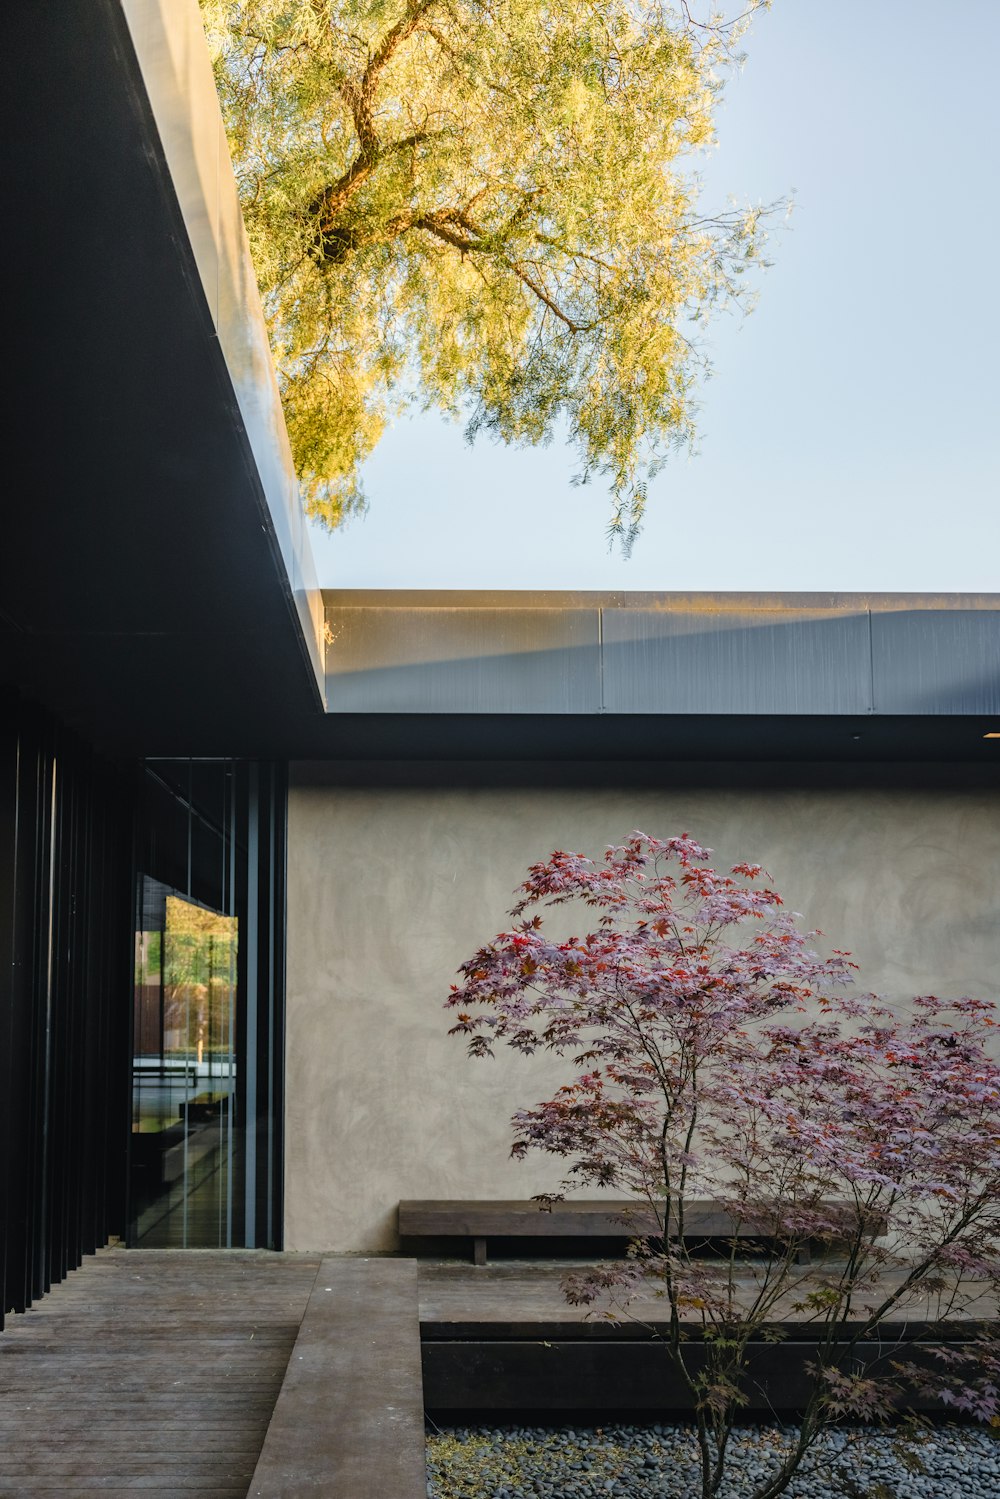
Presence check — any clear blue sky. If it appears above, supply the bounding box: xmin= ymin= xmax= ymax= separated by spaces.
xmin=308 ymin=0 xmax=1000 ymax=592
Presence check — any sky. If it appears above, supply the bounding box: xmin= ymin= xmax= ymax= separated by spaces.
xmin=307 ymin=1 xmax=1000 ymax=593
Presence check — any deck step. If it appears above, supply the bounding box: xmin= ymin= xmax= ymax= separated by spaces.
xmin=249 ymin=1256 xmax=427 ymax=1499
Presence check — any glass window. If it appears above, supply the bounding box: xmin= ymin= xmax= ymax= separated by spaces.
xmin=127 ymin=761 xmax=285 ymax=1249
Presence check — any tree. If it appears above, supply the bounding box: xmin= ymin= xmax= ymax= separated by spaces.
xmin=201 ymin=0 xmax=774 ymax=545
xmin=447 ymin=832 xmax=1000 ymax=1499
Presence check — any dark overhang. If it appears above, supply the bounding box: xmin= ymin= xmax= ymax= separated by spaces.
xmin=3 ymin=7 xmax=998 ymax=777
xmin=2 ymin=0 xmax=325 ymax=758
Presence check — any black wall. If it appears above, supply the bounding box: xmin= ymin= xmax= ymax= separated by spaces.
xmin=0 ymin=692 xmax=133 ymax=1327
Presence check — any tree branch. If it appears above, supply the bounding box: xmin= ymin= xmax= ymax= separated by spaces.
xmin=432 ymin=207 xmax=588 ymax=332
xmin=311 ymin=130 xmax=444 ymax=258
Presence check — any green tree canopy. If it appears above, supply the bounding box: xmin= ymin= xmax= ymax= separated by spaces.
xmin=202 ymin=0 xmax=772 ymax=545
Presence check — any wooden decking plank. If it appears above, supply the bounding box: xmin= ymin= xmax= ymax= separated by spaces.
xmin=3 ymin=1486 xmax=249 ymax=1495
xmin=5 ymin=1482 xmax=253 ymax=1492
xmin=0 ymin=1460 xmax=258 ymax=1475
xmin=418 ymin=1259 xmax=1000 ymax=1328
xmin=0 ymin=1248 xmax=321 ymax=1497
xmin=249 ymin=1256 xmax=427 ymax=1499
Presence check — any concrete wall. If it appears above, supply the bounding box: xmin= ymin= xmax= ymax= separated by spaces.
xmin=284 ymin=779 xmax=1000 ymax=1252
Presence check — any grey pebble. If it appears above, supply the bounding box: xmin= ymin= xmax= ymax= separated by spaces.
xmin=426 ymin=1420 xmax=1000 ymax=1499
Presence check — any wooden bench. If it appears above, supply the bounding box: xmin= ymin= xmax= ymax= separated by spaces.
xmin=399 ymin=1199 xmax=884 ymax=1266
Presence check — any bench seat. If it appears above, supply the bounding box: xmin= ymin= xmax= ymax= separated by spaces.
xmin=400 ymin=1199 xmax=884 ymax=1265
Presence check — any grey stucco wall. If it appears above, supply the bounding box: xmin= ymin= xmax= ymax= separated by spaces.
xmin=284 ymin=781 xmax=999 ymax=1252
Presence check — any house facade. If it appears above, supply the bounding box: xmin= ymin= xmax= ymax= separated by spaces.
xmin=3 ymin=0 xmax=998 ymax=1321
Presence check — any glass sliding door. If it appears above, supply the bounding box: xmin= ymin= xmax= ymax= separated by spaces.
xmin=131 ymin=881 xmax=238 ymax=1246
xmin=127 ymin=760 xmax=285 ymax=1249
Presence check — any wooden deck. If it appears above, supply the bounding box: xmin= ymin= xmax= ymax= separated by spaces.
xmin=418 ymin=1258 xmax=1000 ymax=1328
xmin=0 ymin=1248 xmax=320 ymax=1497
xmin=6 ymin=1248 xmax=991 ymax=1486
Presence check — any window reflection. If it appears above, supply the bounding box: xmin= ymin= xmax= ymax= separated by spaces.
xmin=131 ymin=882 xmax=238 ymax=1246
xmin=127 ymin=759 xmax=285 ymax=1251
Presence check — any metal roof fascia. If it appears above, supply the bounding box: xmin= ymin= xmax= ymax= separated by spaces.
xmin=323 ymin=592 xmax=1000 ymax=719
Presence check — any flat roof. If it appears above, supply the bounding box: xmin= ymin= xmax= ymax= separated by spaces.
xmin=2 ymin=0 xmax=324 ymax=757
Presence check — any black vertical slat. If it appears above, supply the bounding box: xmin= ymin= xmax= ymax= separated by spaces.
xmin=1 ymin=691 xmax=133 ymax=1325
xmin=66 ymin=757 xmax=84 ymax=1275
xmin=272 ymin=761 xmax=287 ymax=1250
xmin=7 ymin=710 xmax=42 ymax=1313
xmin=242 ymin=763 xmax=259 ymax=1250
xmin=247 ymin=759 xmax=287 ymax=1251
xmin=259 ymin=761 xmax=286 ymax=1252
xmin=4 ymin=718 xmax=29 ymax=1316
xmin=0 ymin=697 xmax=17 ymax=1329
xmin=79 ymin=778 xmax=101 ymax=1256
xmin=264 ymin=764 xmax=276 ymax=1251
xmin=26 ymin=725 xmax=51 ymax=1307
xmin=48 ymin=748 xmax=70 ymax=1292
xmin=99 ymin=771 xmax=133 ymax=1250
xmin=233 ymin=759 xmax=249 ymax=1248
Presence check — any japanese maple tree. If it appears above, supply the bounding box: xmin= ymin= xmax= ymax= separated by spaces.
xmin=448 ymin=832 xmax=1000 ymax=1498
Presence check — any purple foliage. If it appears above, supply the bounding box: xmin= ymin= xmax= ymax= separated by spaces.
xmin=447 ymin=832 xmax=1000 ymax=1498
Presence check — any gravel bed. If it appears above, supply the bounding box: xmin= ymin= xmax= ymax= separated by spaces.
xmin=425 ymin=1420 xmax=1000 ymax=1498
